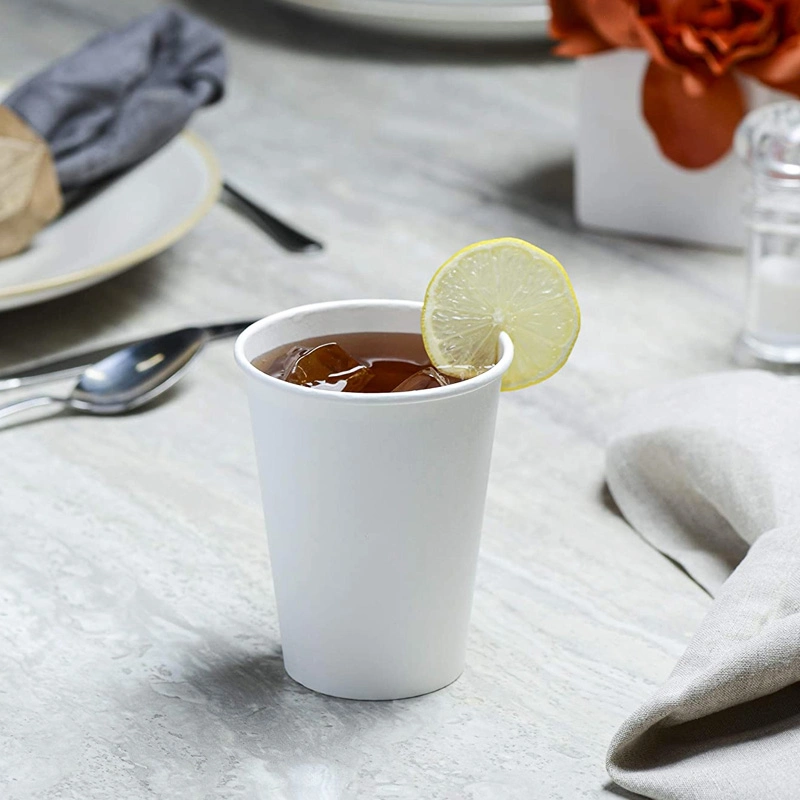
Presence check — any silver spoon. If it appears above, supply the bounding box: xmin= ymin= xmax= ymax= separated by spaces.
xmin=0 ymin=320 xmax=256 ymax=391
xmin=0 ymin=327 xmax=208 ymax=422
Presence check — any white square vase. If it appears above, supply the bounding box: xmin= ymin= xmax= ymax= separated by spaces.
xmin=576 ymin=50 xmax=783 ymax=249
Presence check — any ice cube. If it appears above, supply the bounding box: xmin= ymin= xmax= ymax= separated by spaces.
xmin=268 ymin=345 xmax=307 ymax=378
xmin=282 ymin=343 xmax=373 ymax=392
xmin=391 ymin=366 xmax=454 ymax=392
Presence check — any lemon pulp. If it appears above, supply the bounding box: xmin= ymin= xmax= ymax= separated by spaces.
xmin=421 ymin=238 xmax=580 ymax=391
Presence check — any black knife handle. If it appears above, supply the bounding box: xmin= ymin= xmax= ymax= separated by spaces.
xmin=222 ymin=182 xmax=323 ymax=254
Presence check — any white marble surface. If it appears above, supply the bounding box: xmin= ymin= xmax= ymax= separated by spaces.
xmin=0 ymin=1 xmax=745 ymax=797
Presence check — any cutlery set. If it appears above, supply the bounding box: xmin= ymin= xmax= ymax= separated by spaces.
xmin=0 ymin=179 xmax=324 ymax=423
xmin=0 ymin=320 xmax=256 ymax=421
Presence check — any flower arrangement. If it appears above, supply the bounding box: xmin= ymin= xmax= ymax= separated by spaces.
xmin=549 ymin=1 xmax=800 ymax=169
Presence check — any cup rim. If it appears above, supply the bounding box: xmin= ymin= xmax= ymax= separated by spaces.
xmin=234 ymin=299 xmax=514 ymax=404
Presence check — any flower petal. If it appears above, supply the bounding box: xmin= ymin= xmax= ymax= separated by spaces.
xmin=742 ymin=35 xmax=800 ymax=94
xmin=552 ymin=30 xmax=612 ymax=56
xmin=585 ymin=0 xmax=642 ymax=48
xmin=549 ymin=0 xmax=612 ymax=55
xmin=642 ymin=61 xmax=746 ymax=169
xmin=549 ymin=0 xmax=591 ymax=38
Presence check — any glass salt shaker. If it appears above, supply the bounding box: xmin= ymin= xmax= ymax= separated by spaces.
xmin=735 ymin=102 xmax=800 ymax=364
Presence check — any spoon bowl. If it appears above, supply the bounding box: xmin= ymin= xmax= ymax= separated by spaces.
xmin=0 ymin=327 xmax=209 ymax=421
xmin=70 ymin=328 xmax=207 ymax=413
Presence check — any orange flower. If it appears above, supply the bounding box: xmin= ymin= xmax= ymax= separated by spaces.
xmin=550 ymin=0 xmax=800 ymax=168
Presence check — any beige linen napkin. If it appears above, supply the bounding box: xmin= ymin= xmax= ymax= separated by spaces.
xmin=605 ymin=370 xmax=800 ymax=800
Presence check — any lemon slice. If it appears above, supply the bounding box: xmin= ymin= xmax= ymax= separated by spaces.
xmin=421 ymin=238 xmax=580 ymax=391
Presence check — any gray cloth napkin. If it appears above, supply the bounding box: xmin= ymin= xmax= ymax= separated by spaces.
xmin=605 ymin=370 xmax=800 ymax=800
xmin=3 ymin=7 xmax=225 ymax=202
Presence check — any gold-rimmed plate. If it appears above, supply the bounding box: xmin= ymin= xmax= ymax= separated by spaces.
xmin=0 ymin=130 xmax=221 ymax=312
xmin=273 ymin=0 xmax=550 ymax=39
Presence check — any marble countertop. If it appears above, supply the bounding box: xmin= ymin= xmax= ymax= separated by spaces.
xmin=0 ymin=1 xmax=742 ymax=797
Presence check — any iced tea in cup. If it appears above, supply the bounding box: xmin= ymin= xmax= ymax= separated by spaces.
xmin=235 ymin=240 xmax=580 ymax=700
xmin=235 ymin=299 xmax=513 ymax=700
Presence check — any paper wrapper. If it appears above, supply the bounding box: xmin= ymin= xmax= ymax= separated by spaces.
xmin=0 ymin=106 xmax=62 ymax=258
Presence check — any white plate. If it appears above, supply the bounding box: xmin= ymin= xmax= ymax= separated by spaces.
xmin=0 ymin=131 xmax=221 ymax=312
xmin=273 ymin=0 xmax=550 ymax=40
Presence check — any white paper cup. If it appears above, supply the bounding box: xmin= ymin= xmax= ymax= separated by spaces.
xmin=235 ymin=300 xmax=513 ymax=700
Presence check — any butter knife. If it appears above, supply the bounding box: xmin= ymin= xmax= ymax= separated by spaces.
xmin=0 ymin=320 xmax=257 ymax=391
xmin=221 ymin=183 xmax=323 ymax=253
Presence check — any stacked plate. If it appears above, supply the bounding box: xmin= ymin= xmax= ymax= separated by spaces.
xmin=274 ymin=0 xmax=551 ymax=40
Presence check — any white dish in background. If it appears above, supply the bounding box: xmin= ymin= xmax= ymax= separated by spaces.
xmin=0 ymin=131 xmax=220 ymax=312
xmin=273 ymin=0 xmax=550 ymax=40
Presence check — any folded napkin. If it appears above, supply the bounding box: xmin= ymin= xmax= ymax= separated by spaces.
xmin=0 ymin=7 xmax=225 ymax=256
xmin=605 ymin=370 xmax=800 ymax=800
